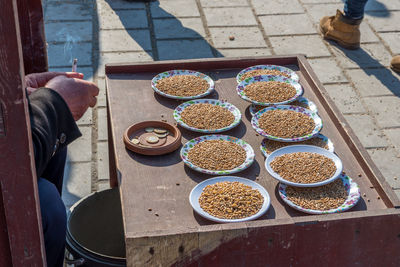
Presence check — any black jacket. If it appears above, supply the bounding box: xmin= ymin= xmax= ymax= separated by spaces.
xmin=29 ymin=88 xmax=81 ymax=177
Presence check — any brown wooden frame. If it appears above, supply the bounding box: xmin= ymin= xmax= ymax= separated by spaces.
xmin=105 ymin=55 xmax=400 ymax=266
xmin=0 ymin=0 xmax=47 ymax=265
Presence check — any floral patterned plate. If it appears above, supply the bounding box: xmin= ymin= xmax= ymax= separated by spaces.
xmin=151 ymin=69 xmax=214 ymax=100
xmin=265 ymin=145 xmax=343 ymax=187
xmin=173 ymin=99 xmax=241 ymax=133
xmin=278 ymin=173 xmax=360 ymax=214
xmin=249 ymin=96 xmax=318 ymax=116
xmin=236 ymin=75 xmax=303 ymax=106
xmin=236 ymin=64 xmax=300 ymax=83
xmin=189 ymin=176 xmax=271 ymax=223
xmin=181 ymin=135 xmax=255 ymax=175
xmin=251 ymin=105 xmax=323 ymax=142
xmin=260 ymin=133 xmax=334 ymax=158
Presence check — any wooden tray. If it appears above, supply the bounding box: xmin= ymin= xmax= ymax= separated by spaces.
xmin=105 ymin=56 xmax=400 ymax=266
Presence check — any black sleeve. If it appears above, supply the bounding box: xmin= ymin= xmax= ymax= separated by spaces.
xmin=29 ymin=88 xmax=82 ymax=177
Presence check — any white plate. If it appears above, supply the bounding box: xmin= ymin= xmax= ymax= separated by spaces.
xmin=151 ymin=69 xmax=214 ymax=100
xmin=260 ymin=133 xmax=334 ymax=158
xmin=189 ymin=176 xmax=271 ymax=223
xmin=236 ymin=75 xmax=303 ymax=106
xmin=181 ymin=135 xmax=255 ymax=175
xmin=173 ymin=99 xmax=241 ymax=133
xmin=265 ymin=145 xmax=343 ymax=187
xmin=236 ymin=64 xmax=299 ymax=83
xmin=278 ymin=173 xmax=361 ymax=214
xmin=249 ymin=96 xmax=318 ymax=116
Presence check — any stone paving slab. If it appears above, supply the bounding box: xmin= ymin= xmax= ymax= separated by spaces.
xmin=99 ymin=9 xmax=148 ymax=30
xmin=62 ymin=162 xmax=92 ymax=208
xmin=97 ymin=107 xmax=108 ymax=141
xmin=331 ymin=43 xmax=392 ymax=69
xmin=154 ymin=18 xmax=206 ymax=39
xmin=259 ymin=14 xmax=316 ymax=36
xmin=365 ymin=0 xmax=400 ymax=11
xmin=96 ymin=78 xmax=107 ymax=107
xmin=304 ymin=3 xmax=343 ymax=23
xmin=98 ymin=0 xmax=145 ymax=10
xmin=150 ymin=0 xmax=200 ymax=18
xmin=343 ymin=114 xmax=389 ymax=148
xmin=324 ymin=84 xmax=367 ymax=114
xmin=379 ymin=32 xmax=400 ymax=54
xmin=209 ymin=27 xmax=266 ymax=48
xmin=47 ymin=43 xmax=92 ymax=67
xmin=157 ymin=39 xmax=214 ymax=60
xmin=97 ymin=141 xmax=110 ymax=181
xmin=99 ymin=29 xmax=152 ymax=52
xmin=308 ymin=57 xmax=348 ymax=84
xmin=345 ymin=68 xmax=400 ymax=97
xmin=368 ymin=147 xmax=400 ymax=189
xmin=45 ymin=2 xmax=92 ymax=21
xmin=200 ymin=0 xmax=248 ymax=7
xmin=45 ymin=21 xmax=93 ymax=43
xmin=67 ymin=126 xmax=92 ymax=162
xmin=366 ymin=11 xmax=400 ymax=32
xmin=76 ymin=108 xmax=93 ymax=126
xmin=270 ymin=35 xmax=332 ymax=57
xmin=218 ymin=48 xmax=272 ymax=57
xmin=203 ymin=7 xmax=258 ymax=26
xmin=363 ymin=96 xmax=400 ymax=128
xmin=384 ymin=129 xmax=400 ymax=154
xmin=252 ymin=0 xmax=304 ymax=15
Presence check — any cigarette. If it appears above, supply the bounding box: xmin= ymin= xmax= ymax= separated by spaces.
xmin=72 ymin=58 xmax=78 ymax=72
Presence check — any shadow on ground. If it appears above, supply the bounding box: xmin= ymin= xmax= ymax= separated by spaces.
xmin=105 ymin=0 xmax=222 ymax=61
xmin=341 ymin=0 xmax=390 ymax=18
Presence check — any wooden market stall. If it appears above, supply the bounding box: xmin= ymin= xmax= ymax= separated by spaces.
xmin=105 ymin=56 xmax=400 ymax=266
xmin=0 ymin=0 xmax=48 ymax=265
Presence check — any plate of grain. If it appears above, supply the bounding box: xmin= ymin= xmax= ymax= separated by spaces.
xmin=236 ymin=64 xmax=299 ymax=83
xmin=251 ymin=105 xmax=323 ymax=142
xmin=173 ymin=99 xmax=241 ymax=133
xmin=265 ymin=145 xmax=343 ymax=187
xmin=189 ymin=176 xmax=270 ymax=223
xmin=181 ymin=135 xmax=255 ymax=175
xmin=249 ymin=96 xmax=318 ymax=116
xmin=260 ymin=133 xmax=334 ymax=158
xmin=278 ymin=173 xmax=360 ymax=214
xmin=236 ymin=75 xmax=303 ymax=106
xmin=151 ymin=69 xmax=214 ymax=100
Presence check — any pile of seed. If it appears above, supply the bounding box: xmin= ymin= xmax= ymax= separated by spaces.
xmin=270 ymin=152 xmax=337 ymax=183
xmin=258 ymin=110 xmax=315 ymax=138
xmin=285 ymin=179 xmax=347 ymax=210
xmin=241 ymin=69 xmax=290 ymax=80
xmin=263 ymin=138 xmax=329 ymax=154
xmin=244 ymin=81 xmax=296 ymax=103
xmin=199 ymin=181 xmax=264 ymax=219
xmin=187 ymin=140 xmax=246 ymax=170
xmin=157 ymin=75 xmax=209 ymax=97
xmin=253 ymin=101 xmax=309 ymax=114
xmin=180 ymin=103 xmax=234 ymax=130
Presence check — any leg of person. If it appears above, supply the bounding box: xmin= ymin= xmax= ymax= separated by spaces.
xmin=38 ymin=178 xmax=67 ymax=267
xmin=319 ymin=0 xmax=369 ymax=49
xmin=41 ymin=147 xmax=67 ymax=195
xmin=344 ymin=0 xmax=369 ymax=20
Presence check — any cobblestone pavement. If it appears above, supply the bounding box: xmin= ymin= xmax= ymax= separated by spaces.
xmin=42 ymin=0 xmax=400 ymax=209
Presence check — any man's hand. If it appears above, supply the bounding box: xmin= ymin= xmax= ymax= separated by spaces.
xmin=45 ymin=76 xmax=99 ymax=121
xmin=25 ymin=72 xmax=84 ymax=94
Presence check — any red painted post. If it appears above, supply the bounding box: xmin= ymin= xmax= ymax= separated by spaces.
xmin=0 ymin=0 xmax=47 ymax=265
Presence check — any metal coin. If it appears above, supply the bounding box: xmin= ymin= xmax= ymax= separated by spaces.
xmin=154 ymin=128 xmax=167 ymax=134
xmin=146 ymin=136 xmax=159 ymax=144
xmin=145 ymin=127 xmax=154 ymax=133
xmin=131 ymin=138 xmax=140 ymax=145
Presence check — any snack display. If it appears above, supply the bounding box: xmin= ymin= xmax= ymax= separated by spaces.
xmin=241 ymin=69 xmax=290 ymax=80
xmin=236 ymin=64 xmax=300 ymax=83
xmin=249 ymin=96 xmax=318 ymax=116
xmin=199 ymin=181 xmax=264 ymax=219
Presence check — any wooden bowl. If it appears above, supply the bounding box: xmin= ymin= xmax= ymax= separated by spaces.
xmin=123 ymin=121 xmax=182 ymax=155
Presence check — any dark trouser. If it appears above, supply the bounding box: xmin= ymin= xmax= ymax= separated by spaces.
xmin=344 ymin=0 xmax=369 ymax=20
xmin=38 ymin=148 xmax=67 ymax=267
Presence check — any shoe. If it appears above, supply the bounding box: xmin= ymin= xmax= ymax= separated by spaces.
xmin=320 ymin=10 xmax=362 ymax=50
xmin=390 ymin=56 xmax=400 ymax=73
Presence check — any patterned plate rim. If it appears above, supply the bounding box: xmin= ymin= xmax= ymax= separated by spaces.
xmin=236 ymin=75 xmax=303 ymax=106
xmin=173 ymin=99 xmax=242 ymax=133
xmin=189 ymin=176 xmax=271 ymax=223
xmin=278 ymin=173 xmax=361 ymax=214
xmin=180 ymin=135 xmax=255 ymax=175
xmin=249 ymin=96 xmax=318 ymax=117
xmin=151 ymin=69 xmax=215 ymax=100
xmin=260 ymin=133 xmax=334 ymax=158
xmin=236 ymin=64 xmax=300 ymax=83
xmin=251 ymin=105 xmax=323 ymax=142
